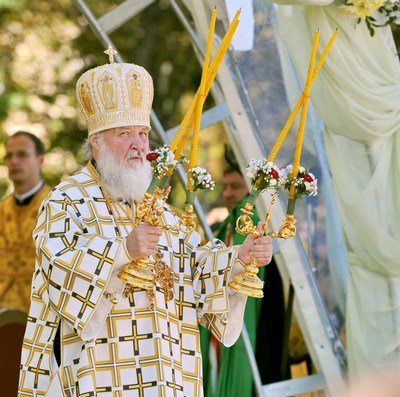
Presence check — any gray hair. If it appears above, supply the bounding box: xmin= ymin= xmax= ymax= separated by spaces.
xmin=82 ymin=132 xmax=104 ymax=161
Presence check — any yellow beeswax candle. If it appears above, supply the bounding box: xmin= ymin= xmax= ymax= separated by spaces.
xmin=312 ymin=29 xmax=338 ymax=81
xmin=203 ymin=7 xmax=217 ymax=78
xmin=171 ymin=10 xmax=240 ymax=170
xmin=289 ymin=30 xmax=319 ymax=198
xmin=170 ymin=96 xmax=197 ymax=153
xmin=180 ymin=15 xmax=240 ymax=160
xmin=267 ymin=29 xmax=338 ymax=163
xmin=267 ymin=97 xmax=303 ymax=163
xmin=205 ymin=18 xmax=240 ymax=95
xmin=186 ymin=10 xmax=217 ymax=190
xmin=170 ymin=9 xmax=218 ymax=156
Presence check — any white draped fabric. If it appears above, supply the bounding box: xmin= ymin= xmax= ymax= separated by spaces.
xmin=272 ymin=0 xmax=400 ymax=379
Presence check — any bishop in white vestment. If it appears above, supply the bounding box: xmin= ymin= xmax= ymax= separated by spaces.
xmin=18 ymin=50 xmax=273 ymax=397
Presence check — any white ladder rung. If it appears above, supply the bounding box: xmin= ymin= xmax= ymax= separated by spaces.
xmin=262 ymin=373 xmax=327 ymax=397
xmin=98 ymin=0 xmax=156 ymax=34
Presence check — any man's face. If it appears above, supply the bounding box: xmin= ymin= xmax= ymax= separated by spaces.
xmin=222 ymin=171 xmax=249 ymax=212
xmin=4 ymin=135 xmax=43 ymax=187
xmin=91 ymin=125 xmax=152 ymax=201
xmin=91 ymin=125 xmax=150 ymax=167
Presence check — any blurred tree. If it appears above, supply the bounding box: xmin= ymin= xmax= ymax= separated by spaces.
xmin=0 ymin=0 xmax=227 ymax=214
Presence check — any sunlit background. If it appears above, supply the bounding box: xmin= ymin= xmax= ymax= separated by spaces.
xmin=0 ymin=0 xmax=228 ymax=213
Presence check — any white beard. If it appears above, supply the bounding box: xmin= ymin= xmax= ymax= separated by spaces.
xmin=96 ymin=139 xmax=152 ymax=202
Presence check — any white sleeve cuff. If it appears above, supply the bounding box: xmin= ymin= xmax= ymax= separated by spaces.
xmin=106 ymin=237 xmax=132 ymax=292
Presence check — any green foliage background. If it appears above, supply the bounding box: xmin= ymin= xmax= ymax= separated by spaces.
xmin=0 ymin=0 xmax=228 ymax=213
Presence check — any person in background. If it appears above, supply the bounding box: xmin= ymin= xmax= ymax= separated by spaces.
xmin=18 ymin=52 xmax=273 ymax=397
xmin=201 ymin=159 xmax=286 ymax=397
xmin=0 ymin=131 xmax=51 ymax=312
xmin=0 ymin=131 xmax=51 ymax=396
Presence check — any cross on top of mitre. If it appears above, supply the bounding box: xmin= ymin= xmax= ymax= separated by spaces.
xmin=104 ymin=45 xmax=118 ymax=64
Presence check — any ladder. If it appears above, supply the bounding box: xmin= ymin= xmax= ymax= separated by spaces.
xmin=72 ymin=0 xmax=347 ymax=395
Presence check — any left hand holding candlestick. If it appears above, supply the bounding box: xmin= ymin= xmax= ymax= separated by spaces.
xmin=229 ymin=191 xmax=277 ymax=297
xmin=238 ymin=221 xmax=273 ymax=266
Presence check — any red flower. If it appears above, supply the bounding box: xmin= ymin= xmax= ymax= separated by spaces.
xmin=268 ymin=168 xmax=280 ymax=179
xmin=303 ymin=173 xmax=314 ymax=182
xmin=146 ymin=152 xmax=159 ymax=161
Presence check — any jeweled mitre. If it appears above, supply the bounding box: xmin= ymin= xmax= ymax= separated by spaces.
xmin=76 ymin=58 xmax=154 ymax=135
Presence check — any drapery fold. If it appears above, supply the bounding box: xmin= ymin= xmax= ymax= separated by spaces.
xmin=273 ymin=0 xmax=400 ymax=378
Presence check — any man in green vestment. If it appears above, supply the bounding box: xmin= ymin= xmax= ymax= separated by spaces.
xmin=201 ymin=164 xmax=286 ymax=397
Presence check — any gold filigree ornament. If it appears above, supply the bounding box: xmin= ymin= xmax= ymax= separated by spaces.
xmin=177 ymin=204 xmax=197 ymax=231
xmin=154 ymin=249 xmax=174 ymax=302
xmin=229 ymin=192 xmax=278 ymax=298
xmin=268 ymin=214 xmax=297 ymax=239
xmin=235 ymin=203 xmax=257 ymax=235
xmin=144 ymin=249 xmax=174 ymax=309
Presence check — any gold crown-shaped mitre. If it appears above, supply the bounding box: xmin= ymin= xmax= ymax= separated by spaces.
xmin=76 ymin=60 xmax=154 ymax=136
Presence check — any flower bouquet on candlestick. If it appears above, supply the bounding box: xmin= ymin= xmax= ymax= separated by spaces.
xmin=235 ymin=159 xmax=281 ymax=235
xmin=146 ymin=145 xmax=181 ymax=192
xmin=179 ymin=166 xmax=215 ymax=230
xmin=228 ymin=160 xmax=281 ymax=298
xmin=270 ymin=165 xmax=318 ymax=239
xmin=267 ymin=28 xmax=318 ymax=240
xmin=143 ymin=145 xmax=187 ymax=205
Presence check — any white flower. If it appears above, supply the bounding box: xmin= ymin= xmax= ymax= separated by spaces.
xmin=167 ymin=151 xmax=175 ymax=163
xmin=246 ymin=158 xmax=263 ymax=179
xmin=305 ymin=181 xmax=318 ymax=196
xmin=279 ymin=164 xmax=318 ymax=198
xmin=146 ymin=145 xmax=188 ymax=177
xmin=244 ymin=158 xmax=281 ymax=192
xmin=189 ymin=166 xmax=215 ymax=191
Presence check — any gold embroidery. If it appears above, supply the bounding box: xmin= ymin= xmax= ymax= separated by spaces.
xmin=98 ymin=72 xmax=118 ymax=110
xmin=78 ymin=81 xmax=95 ymax=116
xmin=127 ymin=71 xmax=143 ymax=108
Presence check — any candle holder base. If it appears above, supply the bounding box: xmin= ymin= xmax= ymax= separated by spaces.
xmin=118 ymin=187 xmax=172 ymax=291
xmin=118 ymin=259 xmax=154 ymax=290
xmin=228 ymin=260 xmax=264 ymax=298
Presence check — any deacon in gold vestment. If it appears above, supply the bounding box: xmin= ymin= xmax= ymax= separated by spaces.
xmin=18 ymin=52 xmax=273 ymax=397
xmin=0 ymin=131 xmax=51 ymax=312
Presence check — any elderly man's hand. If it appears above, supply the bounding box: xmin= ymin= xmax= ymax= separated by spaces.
xmin=125 ymin=223 xmax=162 ymax=260
xmin=238 ymin=221 xmax=273 ymax=266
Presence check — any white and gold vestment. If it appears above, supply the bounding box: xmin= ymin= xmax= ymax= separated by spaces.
xmin=18 ymin=166 xmax=248 ymax=397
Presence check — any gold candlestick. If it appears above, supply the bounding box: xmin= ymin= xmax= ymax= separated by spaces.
xmin=229 ymin=192 xmax=278 ymax=298
xmin=118 ymin=187 xmax=171 ymax=291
